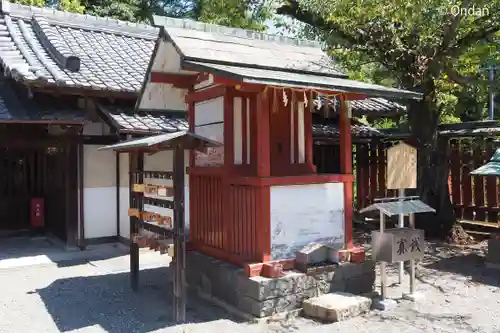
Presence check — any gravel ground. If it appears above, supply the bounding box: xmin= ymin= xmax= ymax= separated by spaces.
xmin=0 ymin=242 xmax=499 ymax=333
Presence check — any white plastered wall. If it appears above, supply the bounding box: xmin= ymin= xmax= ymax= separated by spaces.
xmin=82 ymin=145 xmax=118 ymax=239
xmin=270 ymin=182 xmax=345 ymax=260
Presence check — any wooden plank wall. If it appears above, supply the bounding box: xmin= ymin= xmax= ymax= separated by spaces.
xmin=347 ymin=138 xmax=500 ymax=225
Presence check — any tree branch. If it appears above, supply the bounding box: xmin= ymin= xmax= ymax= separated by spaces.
xmin=445 ymin=16 xmax=500 ymax=57
xmin=444 ymin=64 xmax=482 ymax=86
xmin=440 ymin=0 xmax=467 ymax=51
xmin=276 ymin=0 xmax=361 ymax=46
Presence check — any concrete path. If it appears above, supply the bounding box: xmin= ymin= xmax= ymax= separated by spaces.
xmin=0 ymin=237 xmax=130 ymax=270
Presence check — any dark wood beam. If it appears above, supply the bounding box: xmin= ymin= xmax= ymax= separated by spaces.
xmin=31 ymin=86 xmax=138 ymax=100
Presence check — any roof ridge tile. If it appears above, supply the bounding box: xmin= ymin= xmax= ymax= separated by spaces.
xmin=152 ymin=15 xmax=321 ymax=48
xmin=32 ymin=15 xmax=80 ymax=72
xmin=1 ymin=0 xmax=159 ymax=38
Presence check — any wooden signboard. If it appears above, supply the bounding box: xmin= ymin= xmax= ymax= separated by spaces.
xmin=386 ymin=142 xmax=417 ymax=189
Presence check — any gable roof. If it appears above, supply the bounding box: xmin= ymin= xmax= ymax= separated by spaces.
xmin=153 ymin=16 xmax=346 ymax=78
xmin=0 ymin=1 xmax=159 ymax=93
xmin=151 ymin=16 xmax=421 ymax=100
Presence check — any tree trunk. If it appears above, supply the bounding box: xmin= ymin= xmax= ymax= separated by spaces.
xmin=407 ymin=79 xmax=457 ymax=238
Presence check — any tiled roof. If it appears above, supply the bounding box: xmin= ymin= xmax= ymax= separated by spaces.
xmin=312 ymin=122 xmax=383 ymax=138
xmin=99 ymin=103 xmax=382 ymax=138
xmin=349 ymin=98 xmax=406 ymax=116
xmin=0 ymin=77 xmax=86 ymax=122
xmin=0 ymin=1 xmax=159 ymax=92
xmin=98 ymin=104 xmax=188 ymax=133
xmin=316 ymin=96 xmax=406 ymax=117
xmin=381 ymin=121 xmax=500 ymax=138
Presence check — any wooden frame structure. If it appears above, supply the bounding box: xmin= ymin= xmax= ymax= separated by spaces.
xmin=100 ymin=131 xmax=221 ymax=323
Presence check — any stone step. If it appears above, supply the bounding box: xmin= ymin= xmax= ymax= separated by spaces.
xmin=302 ymin=292 xmax=372 ymax=322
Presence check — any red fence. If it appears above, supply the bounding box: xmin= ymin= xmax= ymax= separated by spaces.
xmin=350 ymin=138 xmax=500 ymax=225
xmin=188 ymin=170 xmax=270 ymax=264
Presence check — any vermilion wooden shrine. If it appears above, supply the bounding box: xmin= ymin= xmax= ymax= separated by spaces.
xmin=136 ymin=16 xmax=422 ymax=276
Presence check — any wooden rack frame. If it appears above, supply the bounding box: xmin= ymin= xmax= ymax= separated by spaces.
xmin=129 ymin=149 xmax=186 ymax=322
xmin=100 ymin=131 xmax=221 ymax=324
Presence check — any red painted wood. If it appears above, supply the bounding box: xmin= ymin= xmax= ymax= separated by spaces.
xmin=377 ymin=144 xmax=386 ymax=198
xmin=449 ymin=140 xmax=463 ymax=219
xmin=339 ymin=95 xmax=353 ymax=249
xmin=355 ymin=144 xmax=367 ymax=209
xmin=185 ymin=85 xmax=226 ymax=103
xmin=241 ymin=97 xmax=248 ymax=164
xmin=149 ymin=72 xmax=195 ymax=88
xmin=292 ymin=94 xmax=299 ymax=165
xmin=249 ymin=94 xmax=258 ymax=176
xmin=224 ymin=88 xmax=235 ymax=167
xmin=229 ymin=174 xmax=354 ymax=186
xmin=305 ymin=91 xmax=315 ymax=172
xmin=270 ymin=88 xmax=291 ymax=175
xmin=360 ymin=145 xmax=371 ymax=207
xmin=473 ymin=144 xmax=486 ymax=221
xmin=255 ymin=90 xmax=271 ymax=177
xmin=485 ymin=142 xmax=499 ymax=222
xmin=462 ymin=145 xmax=474 ymax=220
xmin=368 ymin=144 xmax=378 ymax=204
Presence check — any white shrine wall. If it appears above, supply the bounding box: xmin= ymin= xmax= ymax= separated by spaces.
xmin=269 ymin=182 xmax=345 ymax=260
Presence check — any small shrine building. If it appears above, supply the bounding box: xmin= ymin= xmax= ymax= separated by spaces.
xmin=136 ymin=16 xmax=422 ymax=270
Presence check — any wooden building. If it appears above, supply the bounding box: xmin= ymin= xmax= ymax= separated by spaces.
xmin=135 ymin=16 xmax=421 ymax=264
xmin=0 ymin=1 xmax=411 ymax=254
xmin=0 ymin=1 xmax=170 ymax=246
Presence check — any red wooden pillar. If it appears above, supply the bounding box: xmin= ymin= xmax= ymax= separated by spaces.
xmin=339 ymin=94 xmax=353 ymax=249
xmin=254 ymin=89 xmax=271 ymax=262
xmin=255 ymin=90 xmax=271 ymax=177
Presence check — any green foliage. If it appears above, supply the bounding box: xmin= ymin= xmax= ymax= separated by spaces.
xmin=84 ymin=0 xmax=272 ymax=26
xmin=278 ymin=0 xmax=500 ymax=119
xmin=10 ymin=0 xmax=46 ymax=7
xmin=59 ymin=0 xmax=84 ymax=13
xmin=197 ymin=0 xmax=272 ymax=31
xmin=371 ymin=117 xmax=397 ymax=129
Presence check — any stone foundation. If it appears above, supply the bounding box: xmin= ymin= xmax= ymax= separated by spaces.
xmin=186 ymin=251 xmax=375 ymax=318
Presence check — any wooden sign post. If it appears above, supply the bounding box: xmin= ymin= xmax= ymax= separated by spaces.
xmin=386 ymin=142 xmax=417 ymax=285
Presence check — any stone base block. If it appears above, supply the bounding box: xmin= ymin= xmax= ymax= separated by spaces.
xmin=303 ymin=292 xmax=372 ymax=322
xmin=186 ymin=251 xmax=375 ymax=318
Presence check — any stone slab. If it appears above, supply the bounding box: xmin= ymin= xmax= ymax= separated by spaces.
xmin=303 ymin=292 xmax=372 ymax=322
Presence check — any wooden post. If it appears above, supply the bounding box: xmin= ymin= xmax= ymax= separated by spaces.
xmin=129 ymin=151 xmax=142 ymax=292
xmin=173 ymin=146 xmax=186 ymax=323
xmin=380 ymin=211 xmax=387 ymax=299
xmin=339 ymin=95 xmax=353 ymax=249
xmin=255 ymin=90 xmax=271 ymax=177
